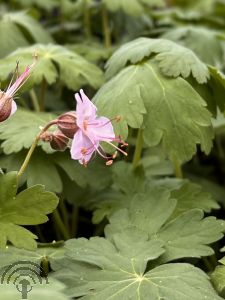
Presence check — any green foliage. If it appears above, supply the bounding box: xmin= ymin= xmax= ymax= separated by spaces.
xmin=0 ymin=44 xmax=104 ymax=89
xmin=105 ymin=37 xmax=209 ymax=83
xmin=103 ymin=0 xmax=165 ymax=16
xmin=0 ymin=279 xmax=70 ymax=300
xmin=0 ymin=150 xmax=112 ymax=193
xmin=0 ymin=172 xmax=58 ymax=249
xmin=53 ymin=235 xmax=223 ymax=300
xmin=162 ymin=26 xmax=225 ymax=67
xmin=94 ymin=59 xmax=213 ymax=162
xmin=0 ymin=11 xmax=53 ymax=58
xmin=0 ymin=109 xmax=56 ymax=154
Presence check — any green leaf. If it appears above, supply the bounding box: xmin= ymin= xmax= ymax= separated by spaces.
xmin=162 ymin=26 xmax=224 ymax=67
xmin=0 ymin=18 xmax=28 ymax=58
xmin=103 ymin=0 xmax=144 ymax=16
xmin=0 ymin=172 xmax=58 ymax=249
xmin=211 ymin=264 xmax=225 ymax=297
xmin=0 ymin=44 xmax=104 ymax=89
xmin=105 ymin=37 xmax=209 ymax=83
xmin=53 ymin=237 xmax=222 ymax=300
xmin=5 ymin=11 xmax=53 ymax=44
xmin=105 ymin=190 xmax=225 ymax=263
xmin=0 ymin=150 xmax=111 ymax=193
xmin=0 ymin=278 xmax=70 ymax=300
xmin=94 ymin=61 xmax=213 ymax=162
xmin=0 ymin=243 xmax=65 ymax=269
xmin=170 ymin=181 xmax=220 ymax=219
xmin=0 ymin=109 xmax=56 ymax=154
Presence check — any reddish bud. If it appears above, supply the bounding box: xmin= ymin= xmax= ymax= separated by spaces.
xmin=57 ymin=111 xmax=78 ymax=138
xmin=40 ymin=130 xmax=69 ymax=151
xmin=0 ymin=92 xmax=13 ymax=122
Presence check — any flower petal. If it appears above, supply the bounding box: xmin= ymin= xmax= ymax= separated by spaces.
xmin=88 ymin=116 xmax=115 ymax=142
xmin=70 ymin=129 xmax=97 ymax=164
xmin=75 ymin=89 xmax=97 ymax=128
xmin=6 ymin=65 xmax=32 ymax=98
xmin=10 ymin=100 xmax=17 ymax=116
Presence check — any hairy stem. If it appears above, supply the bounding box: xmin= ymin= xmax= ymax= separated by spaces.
xmin=29 ymin=89 xmax=40 ymax=112
xmin=41 ymin=256 xmax=49 ymax=277
xmin=17 ymin=120 xmax=58 ymax=179
xmin=102 ymin=4 xmax=111 ymax=48
xmin=52 ymin=209 xmax=70 ymax=240
xmin=132 ymin=129 xmax=144 ymax=169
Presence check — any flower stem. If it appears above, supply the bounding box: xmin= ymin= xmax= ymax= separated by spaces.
xmin=29 ymin=89 xmax=40 ymax=112
xmin=17 ymin=120 xmax=58 ymax=179
xmin=40 ymin=77 xmax=47 ymax=111
xmin=102 ymin=4 xmax=111 ymax=48
xmin=52 ymin=209 xmax=70 ymax=240
xmin=132 ymin=129 xmax=144 ymax=169
xmin=173 ymin=157 xmax=183 ymax=178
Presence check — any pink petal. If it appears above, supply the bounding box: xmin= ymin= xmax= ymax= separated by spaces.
xmin=75 ymin=89 xmax=97 ymax=128
xmin=87 ymin=116 xmax=115 ymax=142
xmin=10 ymin=100 xmax=17 ymax=116
xmin=70 ymin=129 xmax=97 ymax=164
xmin=6 ymin=66 xmax=31 ymax=98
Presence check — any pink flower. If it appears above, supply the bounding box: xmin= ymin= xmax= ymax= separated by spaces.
xmin=70 ymin=89 xmax=127 ymax=165
xmin=0 ymin=62 xmax=34 ymax=122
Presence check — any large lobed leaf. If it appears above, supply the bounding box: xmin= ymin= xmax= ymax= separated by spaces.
xmin=53 ymin=235 xmax=222 ymax=300
xmin=0 ymin=172 xmax=58 ymax=249
xmin=105 ymin=37 xmax=209 ymax=83
xmin=94 ymin=60 xmax=213 ymax=162
xmin=0 ymin=44 xmax=104 ymax=90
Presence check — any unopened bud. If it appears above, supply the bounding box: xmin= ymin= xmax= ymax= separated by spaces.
xmin=40 ymin=130 xmax=69 ymax=151
xmin=0 ymin=92 xmax=13 ymax=122
xmin=57 ymin=111 xmax=78 ymax=138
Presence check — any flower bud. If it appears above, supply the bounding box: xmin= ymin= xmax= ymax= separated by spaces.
xmin=57 ymin=111 xmax=78 ymax=138
xmin=0 ymin=92 xmax=13 ymax=122
xmin=40 ymin=130 xmax=69 ymax=151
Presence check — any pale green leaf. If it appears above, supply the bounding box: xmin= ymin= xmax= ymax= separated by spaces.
xmin=105 ymin=37 xmax=209 ymax=83
xmin=163 ymin=26 xmax=224 ymax=67
xmin=0 ymin=172 xmax=58 ymax=249
xmin=0 ymin=243 xmax=65 ymax=269
xmin=5 ymin=11 xmax=53 ymax=44
xmin=53 ymin=237 xmax=222 ymax=300
xmin=103 ymin=0 xmax=144 ymax=16
xmin=94 ymin=61 xmax=213 ymax=162
xmin=211 ymin=265 xmax=225 ymax=297
xmin=0 ymin=279 xmax=70 ymax=300
xmin=0 ymin=44 xmax=104 ymax=89
xmin=105 ymin=191 xmax=225 ymax=263
xmin=0 ymin=109 xmax=56 ymax=154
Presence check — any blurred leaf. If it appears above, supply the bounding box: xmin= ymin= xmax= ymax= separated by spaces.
xmin=94 ymin=60 xmax=213 ymax=162
xmin=0 ymin=109 xmax=56 ymax=154
xmin=0 ymin=44 xmax=104 ymax=89
xmin=0 ymin=11 xmax=53 ymax=58
xmin=0 ymin=150 xmax=112 ymax=193
xmin=105 ymin=37 xmax=209 ymax=83
xmin=0 ymin=172 xmax=58 ymax=249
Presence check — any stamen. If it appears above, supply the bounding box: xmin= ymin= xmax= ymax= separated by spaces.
xmin=106 ymin=141 xmax=128 ymax=156
xmin=106 ymin=160 xmax=113 ymax=166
